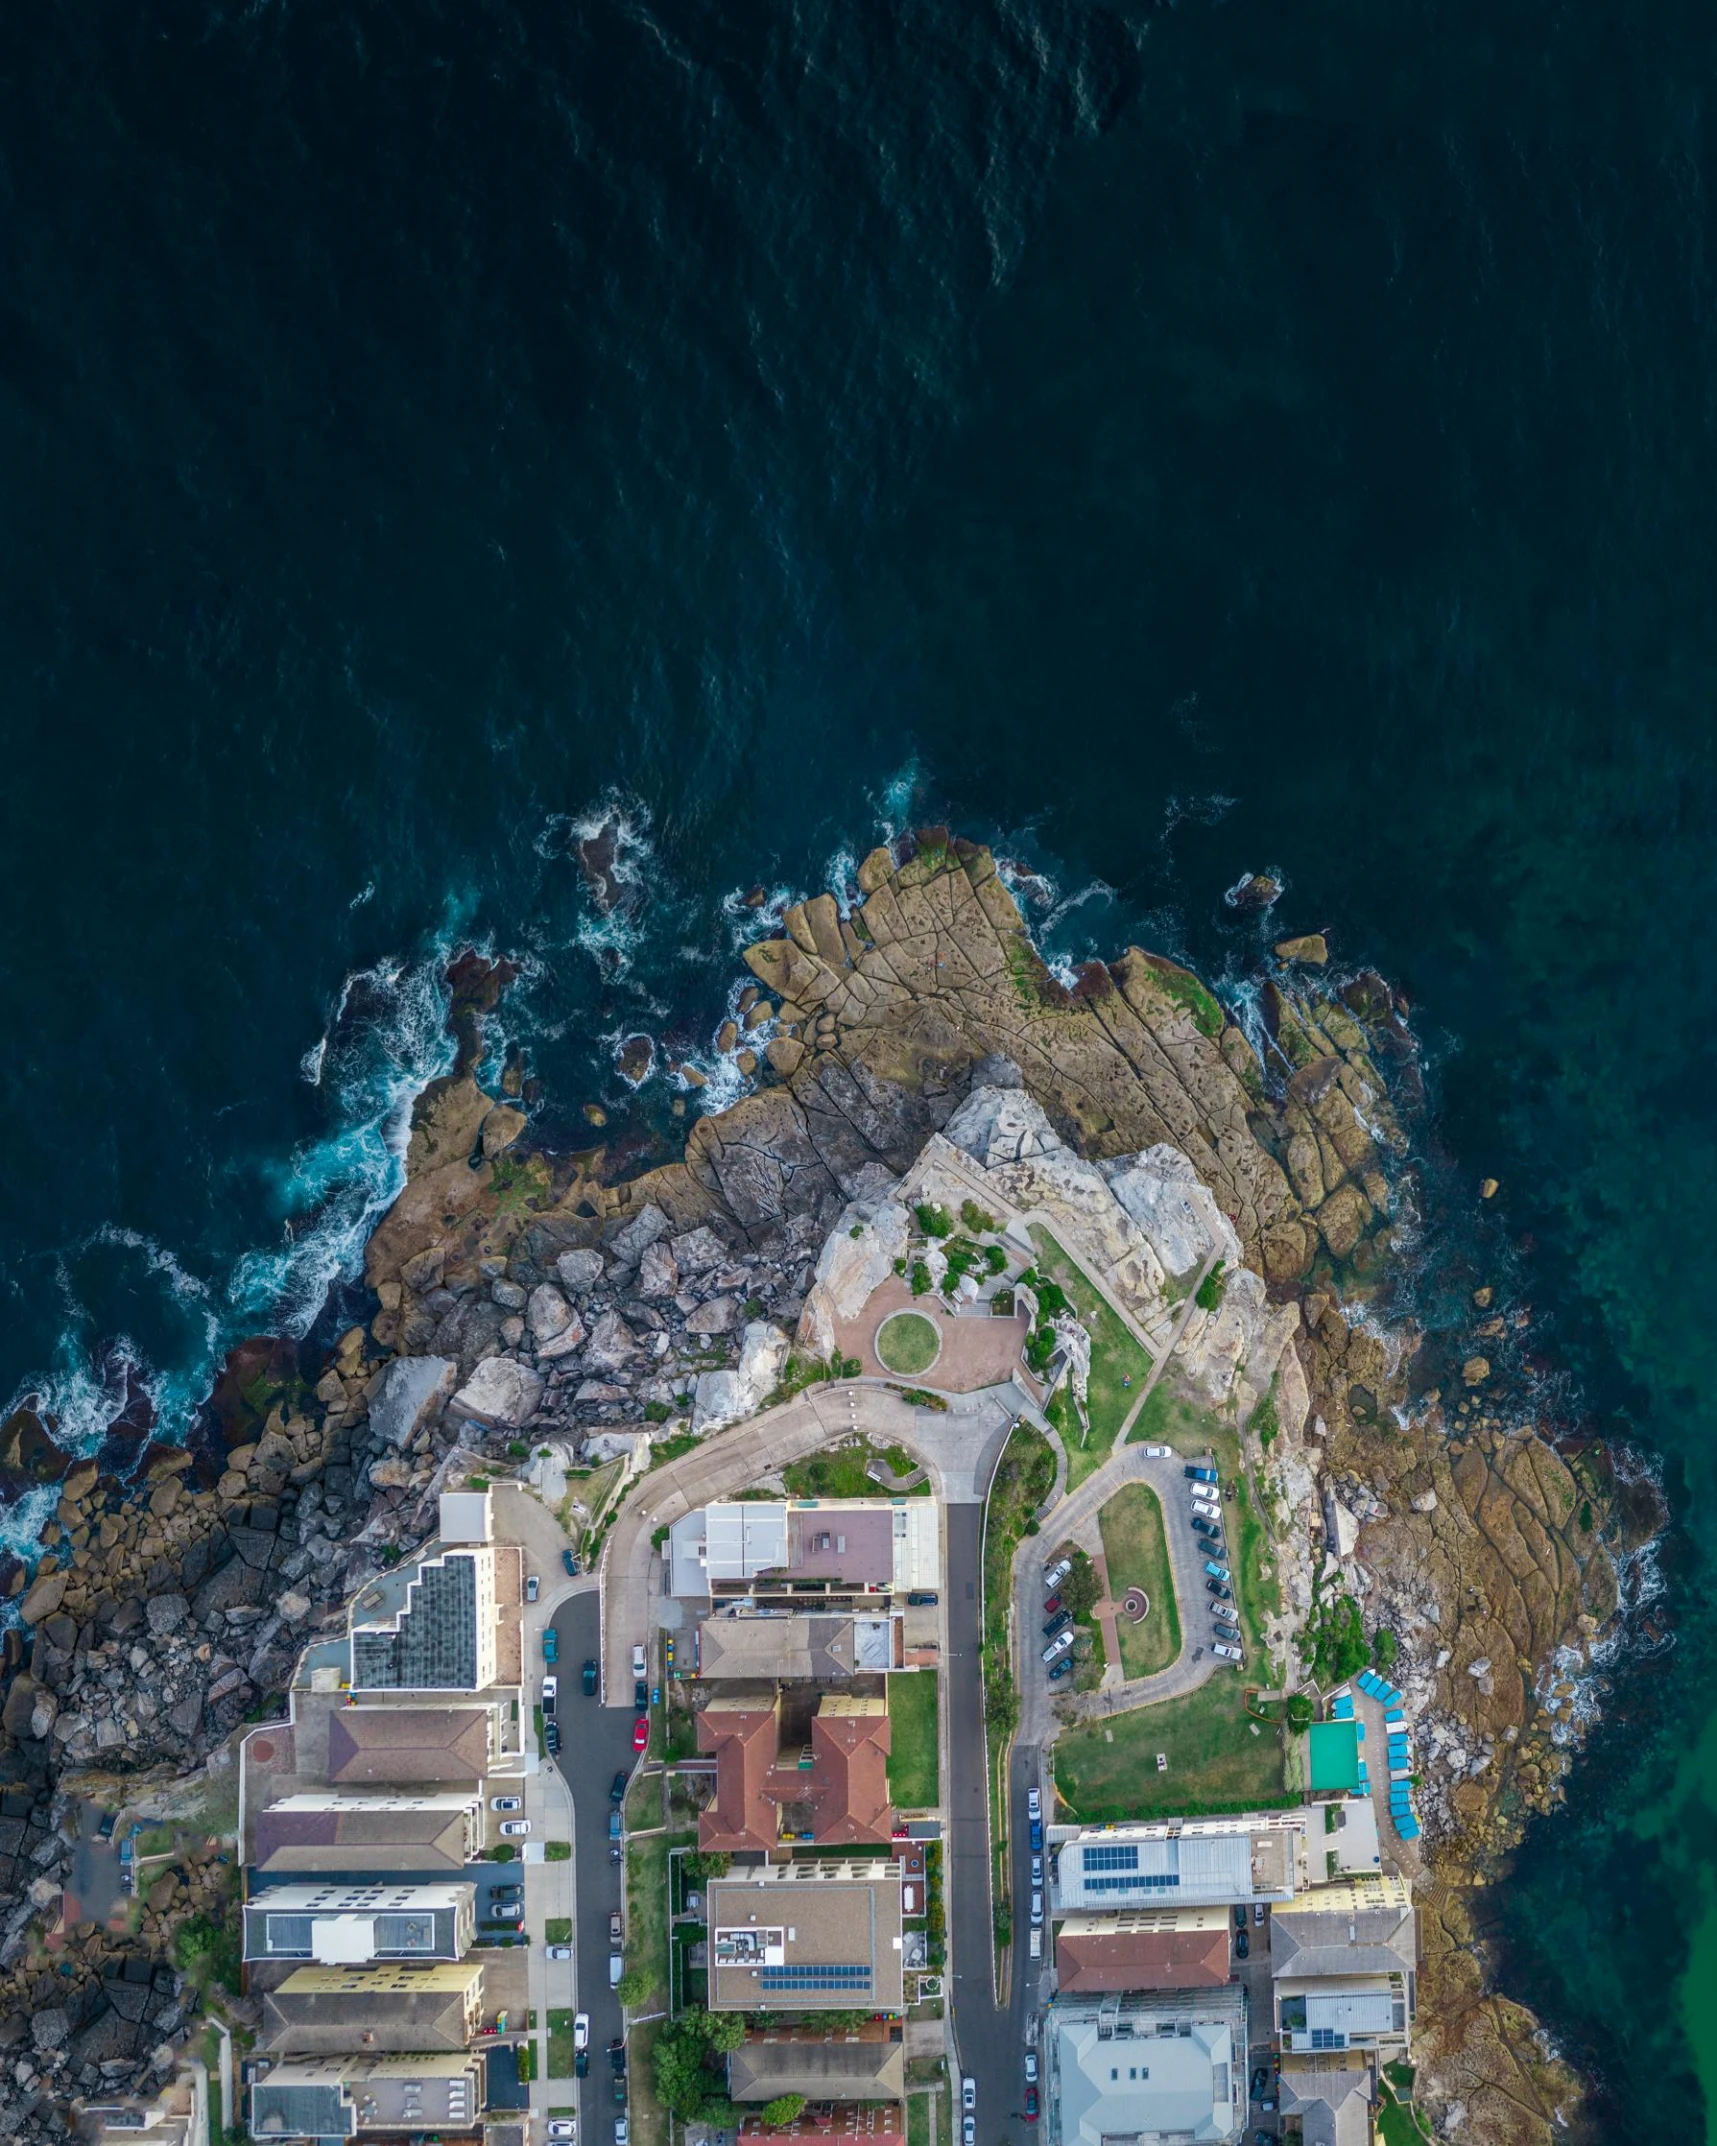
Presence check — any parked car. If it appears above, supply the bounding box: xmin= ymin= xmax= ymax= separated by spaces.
xmin=611 ymin=1771 xmax=630 ymax=1802
xmin=549 ymin=2124 xmax=576 ymax=2141
xmin=962 ymin=2079 xmax=977 ymax=2115
xmin=542 ymin=1674 xmax=558 ymax=1715
xmin=1029 ymin=1816 xmax=1044 ymax=1851
xmin=1030 ymin=1854 xmax=1042 ymax=1885
xmin=608 ymin=1811 xmax=623 ymax=1842
xmin=1047 ymin=1659 xmax=1072 ymax=1682
xmin=1213 ymin=1641 xmax=1244 ymax=1663
xmin=1191 ymin=1497 xmax=1222 ymax=1522
xmin=1043 ymin=1610 xmax=1071 ymax=1639
xmin=1042 ymin=1593 xmax=1062 ymax=1616
xmin=634 ymin=1679 xmax=648 ymax=1710
xmin=575 ymin=2050 xmax=589 ymax=2077
xmin=500 ymin=1820 xmax=531 ymax=1837
xmin=1254 ymin=1903 xmax=1266 ymax=1925
xmin=1030 ymin=1890 xmax=1044 ymax=1926
xmin=526 ymin=1574 xmax=539 ymax=1604
xmin=1023 ymin=2088 xmax=1039 ymax=2122
xmin=491 ymin=1796 xmax=523 ymax=1812
xmin=1042 ymin=1629 xmax=1075 ymax=1663
xmin=631 ymin=1642 xmax=647 ymax=1679
xmin=1043 ymin=1558 xmax=1073 ymax=1591
xmin=1250 ymin=2067 xmax=1268 ymax=2101
xmin=1212 ymin=1610 xmax=1240 ymax=1633
xmin=610 ymin=1910 xmax=623 ymax=1942
xmin=1234 ymin=1907 xmax=1249 ymax=1931
xmin=545 ymin=1720 xmax=561 ymax=1754
xmin=1189 ymin=1516 xmax=1221 ymax=1539
xmin=1203 ymin=1560 xmax=1231 ymax=1582
xmin=544 ymin=1627 xmax=559 ymax=1663
xmin=97 ymin=1812 xmax=116 ymax=1840
xmin=906 ymin=1590 xmax=939 ymax=1606
xmin=632 ymin=1716 xmax=650 ymax=1752
xmin=1206 ymin=1578 xmax=1232 ymax=1599
xmin=574 ymin=2015 xmax=590 ymax=2051
xmin=1235 ymin=1926 xmax=1250 ymax=1959
xmin=609 ymin=1952 xmax=624 ymax=1988
xmin=1140 ymin=1443 xmax=1171 ymax=1458
xmin=584 ymin=1658 xmax=599 ymax=1696
xmin=1185 ymin=1464 xmax=1219 ymax=1484
xmin=547 ymin=1944 xmax=572 ymax=1961
xmin=1024 ymin=2053 xmax=1039 ymax=2085
xmin=962 ymin=2122 xmax=975 ymax=2146
xmin=616 ymin=2119 xmax=630 ymax=2146
xmin=492 ymin=1888 xmax=524 ymax=1907
xmin=1026 ymin=1787 xmax=1041 ymax=1819
xmin=563 ymin=1549 xmax=580 ymax=1576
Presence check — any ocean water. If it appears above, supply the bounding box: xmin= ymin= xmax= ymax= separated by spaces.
xmin=2 ymin=0 xmax=1715 ymax=2132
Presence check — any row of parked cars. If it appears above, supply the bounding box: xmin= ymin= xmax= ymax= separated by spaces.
xmin=1039 ymin=1556 xmax=1077 ymax=1676
xmin=1185 ymin=1463 xmax=1244 ymax=1664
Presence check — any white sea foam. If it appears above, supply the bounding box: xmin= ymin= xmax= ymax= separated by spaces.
xmin=300 ymin=1036 xmax=327 ymax=1085
xmin=349 ymin=882 xmax=375 ymax=910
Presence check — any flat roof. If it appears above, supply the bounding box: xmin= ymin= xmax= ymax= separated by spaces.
xmin=707 ymin=1864 xmax=904 ymax=2014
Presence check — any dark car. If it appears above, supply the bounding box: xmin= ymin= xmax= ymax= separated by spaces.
xmin=1047 ymin=1659 xmax=1073 ymax=1682
xmin=1207 ymin=1579 xmax=1232 ymax=1600
xmin=1043 ymin=1610 xmax=1071 ymax=1639
xmin=1250 ymin=2068 xmax=1269 ymax=2101
xmin=615 ymin=2079 xmax=628 ymax=2104
xmin=611 ymin=1770 xmax=630 ymax=1802
xmin=1029 ymin=1817 xmax=1044 ymax=1853
xmin=1234 ymin=1906 xmax=1248 ymax=1930
xmin=545 ymin=1720 xmax=561 ymax=1753
xmin=563 ymin=1549 xmax=580 ymax=1576
xmin=634 ymin=1679 xmax=648 ymax=1710
xmin=1189 ymin=1517 xmax=1221 ymax=1539
xmin=1043 ymin=1593 xmax=1062 ymax=1616
xmin=906 ymin=1591 xmax=939 ymax=1606
xmin=1235 ymin=1926 xmax=1249 ymax=1960
xmin=584 ymin=1659 xmax=599 ymax=1696
xmin=576 ymin=2051 xmax=590 ymax=2078
xmin=1023 ymin=2088 xmax=1039 ymax=2123
xmin=97 ymin=1812 xmax=116 ymax=1840
xmin=1185 ymin=1464 xmax=1219 ymax=1484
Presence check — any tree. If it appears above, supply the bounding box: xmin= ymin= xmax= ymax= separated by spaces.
xmin=704 ymin=2011 xmax=747 ymax=2053
xmin=617 ymin=1965 xmax=653 ymax=2008
xmin=1058 ymin=1552 xmax=1100 ymax=1620
xmin=687 ymin=1850 xmax=732 ymax=1882
xmin=762 ymin=2098 xmax=808 ymax=2127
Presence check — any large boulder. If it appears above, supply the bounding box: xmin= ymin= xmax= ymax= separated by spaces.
xmin=527 ymin=1286 xmax=575 ymax=1342
xmin=370 ymin=1356 xmax=456 ymax=1448
xmin=555 ymin=1248 xmax=605 ymax=1296
xmin=608 ymin=1202 xmax=669 ymax=1264
xmin=583 ymin=1313 xmax=637 ymax=1374
xmin=1100 ymin=1145 xmax=1242 ymax=1281
xmin=692 ymin=1322 xmax=791 ymax=1435
xmin=18 ymin=1569 xmax=67 ymax=1625
xmin=797 ymin=1190 xmax=909 ymax=1356
xmin=450 ymin=1358 xmax=544 ymax=1427
xmin=669 ymin=1226 xmax=728 ymax=1274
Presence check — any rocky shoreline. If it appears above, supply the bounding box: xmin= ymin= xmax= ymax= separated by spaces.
xmin=0 ymin=828 xmax=1659 ymax=2144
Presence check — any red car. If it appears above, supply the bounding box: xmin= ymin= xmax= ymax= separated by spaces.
xmin=1043 ymin=1595 xmax=1062 ymax=1616
xmin=1024 ymin=2087 xmax=1039 ymax=2122
xmin=632 ymin=1715 xmax=650 ymax=1752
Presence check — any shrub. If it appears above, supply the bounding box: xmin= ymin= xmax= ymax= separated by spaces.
xmin=850 ymin=1224 xmax=865 ymax=1239
xmin=507 ymin=1440 xmax=529 ymax=1457
xmin=516 ymin=2041 xmax=536 ymax=2082
xmin=961 ymin=1199 xmax=998 ymax=1233
xmin=1287 ymin=1693 xmax=1316 ymax=1732
xmin=486 ymin=1844 xmax=516 ymax=1862
xmin=643 ymin=1400 xmax=673 ymax=1423
xmin=993 ymin=1902 xmax=1012 ymax=1947
xmin=914 ymin=1201 xmax=954 ymax=1238
xmin=762 ymin=2098 xmax=808 ymax=2127
xmin=617 ymin=1964 xmax=653 ymax=2007
xmin=745 ymin=1295 xmax=766 ymax=1318
xmin=687 ymin=1850 xmax=732 ymax=1881
xmin=1372 ymin=1628 xmax=1399 ymax=1671
xmin=1252 ymin=1390 xmax=1280 ymax=1450
xmin=910 ymin=1261 xmax=933 ymax=1298
xmin=1195 ymin=1259 xmax=1227 ymax=1313
xmin=1579 ymin=1499 xmax=1593 ymax=1531
xmin=985 ymin=1242 xmax=1008 ymax=1274
xmin=1024 ymin=1324 xmax=1058 ymax=1376
xmin=1301 ymin=1593 xmax=1369 ymax=1686
xmin=893 ymin=1256 xmax=907 ymax=1276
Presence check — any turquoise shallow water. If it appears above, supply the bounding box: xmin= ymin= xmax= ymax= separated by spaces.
xmin=2 ymin=2 xmax=1715 ymax=2132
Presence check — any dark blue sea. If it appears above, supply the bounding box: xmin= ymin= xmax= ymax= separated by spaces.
xmin=3 ymin=1 xmax=1715 ymax=2131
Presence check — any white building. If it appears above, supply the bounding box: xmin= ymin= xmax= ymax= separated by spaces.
xmin=1049 ymin=1811 xmax=1312 ymax=1912
xmin=1048 ymin=1989 xmax=1247 ymax=2146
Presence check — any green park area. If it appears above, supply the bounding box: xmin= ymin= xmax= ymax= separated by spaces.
xmin=1031 ymin=1229 xmax=1153 ymax=1489
xmin=1098 ymin=1484 xmax=1181 ymax=1679
xmin=877 ymin=1310 xmax=942 ymax=1375
xmin=887 ymin=1669 xmax=940 ymax=1808
xmin=783 ymin=1435 xmax=931 ymax=1499
xmin=1054 ymin=1673 xmax=1289 ymax=1822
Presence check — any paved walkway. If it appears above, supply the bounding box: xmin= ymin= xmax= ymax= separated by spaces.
xmin=837 ymin=1275 xmax=1031 ymax=1390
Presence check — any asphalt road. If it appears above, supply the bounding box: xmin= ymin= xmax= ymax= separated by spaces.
xmin=945 ymin=1504 xmax=1037 ymax=2146
xmin=552 ymin=1589 xmax=644 ymax=2146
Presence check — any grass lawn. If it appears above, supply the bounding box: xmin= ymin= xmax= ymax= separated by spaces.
xmin=877 ymin=1311 xmax=942 ymax=1375
xmin=624 ymin=1832 xmax=673 ymax=2015
xmin=1098 ymin=1485 xmax=1181 ymax=1678
xmin=629 ymin=2018 xmax=667 ymax=2146
xmin=1377 ymin=2082 xmax=1433 ymax=2143
xmin=546 ymin=2008 xmax=578 ymax=2080
xmin=1031 ymin=1229 xmax=1153 ymax=1489
xmin=783 ymin=1436 xmax=932 ymax=1500
xmin=626 ymin=1771 xmax=662 ymax=1832
xmin=887 ymin=1671 xmax=940 ymax=1808
xmin=1128 ymin=1386 xmax=1283 ymax=1678
xmin=544 ymin=1917 xmax=572 ymax=1945
xmin=1054 ymin=1673 xmax=1289 ymax=1821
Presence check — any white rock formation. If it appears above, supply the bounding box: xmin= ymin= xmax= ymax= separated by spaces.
xmin=371 ymin=1356 xmax=457 ymax=1448
xmin=670 ymin=1226 xmax=728 ymax=1273
xmin=692 ymin=1321 xmax=791 ymax=1435
xmin=528 ymin=1284 xmax=575 ymax=1342
xmin=798 ymin=1188 xmax=911 ymax=1357
xmin=1051 ymin=1311 xmax=1092 ymax=1419
xmin=451 ymin=1356 xmax=543 ymax=1427
xmin=1100 ymin=1145 xmax=1242 ymax=1280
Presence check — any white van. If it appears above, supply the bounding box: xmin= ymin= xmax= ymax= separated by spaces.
xmin=631 ymin=1642 xmax=647 ymax=1679
xmin=1028 ymin=1928 xmax=1042 ymax=1962
xmin=1212 ymin=1641 xmax=1244 ymax=1663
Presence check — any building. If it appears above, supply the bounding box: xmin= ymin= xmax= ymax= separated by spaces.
xmin=1048 ymin=1988 xmax=1247 ymax=2146
xmin=1053 ymin=1908 xmax=1231 ymax=1994
xmin=1275 ymin=2056 xmax=1374 ymax=2146
xmin=729 ymin=2022 xmax=906 ymax=2103
xmin=698 ymin=1692 xmax=893 ymax=1853
xmin=248 ymin=2053 xmax=484 ymax=2139
xmin=696 ymin=1610 xmax=901 ymax=1680
xmin=1270 ymin=1875 xmax=1418 ymax=2059
xmin=325 ymin=1703 xmax=499 ymax=1785
xmin=242 ymin=1882 xmax=475 ymax=1965
xmin=669 ymin=1500 xmax=940 ymax=1600
xmin=252 ymin=1793 xmax=484 ymax=1877
xmin=1049 ymin=1812 xmax=1311 ymax=1913
xmin=737 ymin=2106 xmax=906 ymax=2146
xmin=706 ymin=1862 xmax=905 ymax=2014
xmin=260 ymin=1961 xmax=485 ymax=2055
xmin=349 ymin=1545 xmax=503 ymax=1691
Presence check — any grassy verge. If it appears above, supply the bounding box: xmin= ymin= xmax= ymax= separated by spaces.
xmin=546 ymin=2008 xmax=578 ymax=2079
xmin=1031 ymin=1229 xmax=1153 ymax=1489
xmin=544 ymin=1917 xmax=572 ymax=1945
xmin=1098 ymin=1484 xmax=1181 ymax=1678
xmin=624 ymin=1833 xmax=673 ymax=2016
xmin=784 ymin=1435 xmax=932 ymax=1498
xmin=630 ymin=2018 xmax=667 ymax=2146
xmin=887 ymin=1670 xmax=940 ymax=1808
xmin=1054 ymin=1674 xmax=1289 ymax=1821
xmin=626 ymin=1770 xmax=662 ymax=1833
xmin=982 ymin=1422 xmax=1058 ymax=1779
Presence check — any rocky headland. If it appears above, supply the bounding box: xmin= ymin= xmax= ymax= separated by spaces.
xmin=0 ymin=829 xmax=1657 ymax=2143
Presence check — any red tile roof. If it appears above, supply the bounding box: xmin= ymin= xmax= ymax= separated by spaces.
xmin=697 ymin=1699 xmax=893 ymax=1853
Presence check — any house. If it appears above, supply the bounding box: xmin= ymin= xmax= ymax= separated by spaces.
xmin=325 ymin=1704 xmax=498 ymax=1786
xmin=729 ymin=2022 xmax=906 ymax=2103
xmin=695 ymin=1611 xmax=901 ymax=1680
xmin=1270 ymin=1875 xmax=1418 ymax=2060
xmin=698 ymin=1693 xmax=892 ymax=1853
xmin=737 ymin=2105 xmax=906 ymax=2146
xmin=260 ymin=1961 xmax=485 ymax=2055
xmin=1047 ymin=1988 xmax=1247 ymax=2146
xmin=1049 ymin=1812 xmax=1312 ymax=1912
xmin=1053 ymin=1908 xmax=1231 ymax=1993
xmin=252 ymin=1793 xmax=484 ymax=1877
xmin=242 ymin=1882 xmax=476 ymax=1964
xmin=1274 ymin=2055 xmax=1375 ymax=2146
xmin=248 ymin=2052 xmax=485 ymax=2139
xmin=669 ymin=1500 xmax=940 ymax=1600
xmin=706 ymin=1862 xmax=905 ymax=2014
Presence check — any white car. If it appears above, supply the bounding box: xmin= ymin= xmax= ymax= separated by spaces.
xmin=1026 ymin=1786 xmax=1041 ymax=1820
xmin=1024 ymin=2052 xmax=1039 ymax=2084
xmin=962 ymin=2121 xmax=975 ymax=2146
xmin=1042 ymin=1629 xmax=1075 ymax=1664
xmin=1043 ymin=1557 xmax=1073 ymax=1591
xmin=547 ymin=1944 xmax=572 ymax=1960
xmin=962 ymin=2079 xmax=977 ymax=2115
xmin=491 ymin=1796 xmax=523 ymax=1813
xmin=1140 ymin=1443 xmax=1171 ymax=1458
xmin=499 ymin=1819 xmax=531 ymax=1837
xmin=1190 ymin=1498 xmax=1222 ymax=1522
xmin=1030 ymin=1890 xmax=1043 ymax=1926
xmin=548 ymin=2125 xmax=576 ymax=2142
xmin=1212 ymin=1641 xmax=1244 ymax=1663
xmin=616 ymin=2121 xmax=630 ymax=2146
xmin=1030 ymin=1854 xmax=1042 ymax=1885
xmin=574 ymin=2013 xmax=590 ymax=2051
